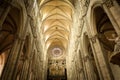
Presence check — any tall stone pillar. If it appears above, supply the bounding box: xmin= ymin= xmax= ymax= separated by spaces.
xmin=81 ymin=37 xmax=96 ymax=80
xmin=27 ymin=51 xmax=35 ymax=80
xmin=19 ymin=35 xmax=36 ymax=80
xmin=78 ymin=50 xmax=86 ymax=80
xmin=0 ymin=37 xmax=24 ymax=80
xmin=73 ymin=49 xmax=85 ymax=80
xmin=19 ymin=59 xmax=30 ymax=80
xmin=83 ymin=55 xmax=97 ymax=80
xmin=102 ymin=0 xmax=120 ymax=67
xmin=102 ymin=0 xmax=120 ymax=35
xmin=109 ymin=1 xmax=120 ymax=30
xmin=90 ymin=35 xmax=114 ymax=80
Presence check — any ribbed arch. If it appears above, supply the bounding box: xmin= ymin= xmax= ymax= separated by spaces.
xmin=41 ymin=20 xmax=71 ymax=33
xmin=44 ymin=30 xmax=69 ymax=41
xmin=41 ymin=19 xmax=70 ymax=27
xmin=43 ymin=25 xmax=70 ymax=33
xmin=45 ymin=38 xmax=67 ymax=49
xmin=44 ymin=28 xmax=69 ymax=36
xmin=40 ymin=0 xmax=73 ymax=59
xmin=41 ymin=5 xmax=72 ymax=19
xmin=41 ymin=13 xmax=72 ymax=21
xmin=40 ymin=0 xmax=73 ymax=9
xmin=45 ymin=34 xmax=68 ymax=42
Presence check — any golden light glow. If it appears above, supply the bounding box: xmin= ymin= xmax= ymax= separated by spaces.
xmin=40 ymin=0 xmax=73 ymax=58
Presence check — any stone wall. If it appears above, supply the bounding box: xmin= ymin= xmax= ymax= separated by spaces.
xmin=0 ymin=0 xmax=44 ymax=80
xmin=67 ymin=0 xmax=120 ymax=80
xmin=66 ymin=0 xmax=86 ymax=79
xmin=0 ymin=0 xmax=120 ymax=80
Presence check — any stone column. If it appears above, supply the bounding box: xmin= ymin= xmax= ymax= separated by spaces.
xmin=102 ymin=0 xmax=120 ymax=35
xmin=79 ymin=50 xmax=87 ymax=80
xmin=11 ymin=53 xmax=24 ymax=80
xmin=82 ymin=39 xmax=98 ymax=79
xmin=83 ymin=55 xmax=96 ymax=80
xmin=75 ymin=50 xmax=85 ymax=80
xmin=27 ymin=51 xmax=35 ymax=80
xmin=102 ymin=0 xmax=120 ymax=72
xmin=18 ymin=35 xmax=32 ymax=80
xmin=0 ymin=37 xmax=25 ymax=80
xmin=30 ymin=49 xmax=36 ymax=79
xmin=90 ymin=35 xmax=114 ymax=80
xmin=19 ymin=59 xmax=30 ymax=80
xmin=32 ymin=55 xmax=38 ymax=79
xmin=109 ymin=1 xmax=120 ymax=29
xmin=35 ymin=53 xmax=43 ymax=80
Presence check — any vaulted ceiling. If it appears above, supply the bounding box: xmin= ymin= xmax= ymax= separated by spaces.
xmin=40 ymin=0 xmax=73 ymax=59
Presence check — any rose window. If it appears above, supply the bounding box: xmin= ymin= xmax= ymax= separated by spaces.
xmin=52 ymin=48 xmax=63 ymax=57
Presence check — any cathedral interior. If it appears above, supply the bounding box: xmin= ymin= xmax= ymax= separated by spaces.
xmin=0 ymin=0 xmax=120 ymax=80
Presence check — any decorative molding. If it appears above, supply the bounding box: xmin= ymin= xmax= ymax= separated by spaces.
xmin=90 ymin=35 xmax=97 ymax=43
xmin=103 ymin=0 xmax=114 ymax=8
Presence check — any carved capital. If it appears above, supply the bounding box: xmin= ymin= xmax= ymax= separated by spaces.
xmin=90 ymin=35 xmax=97 ymax=43
xmin=104 ymin=0 xmax=114 ymax=8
